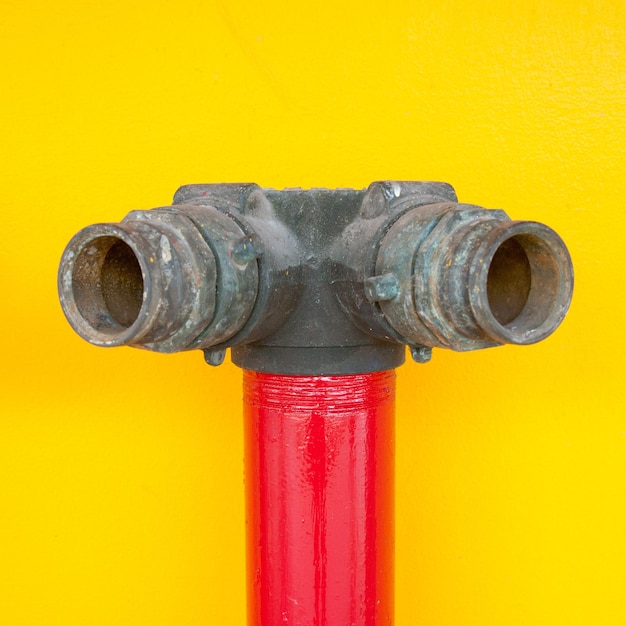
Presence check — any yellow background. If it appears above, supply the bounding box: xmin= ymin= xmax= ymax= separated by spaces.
xmin=1 ymin=1 xmax=624 ymax=624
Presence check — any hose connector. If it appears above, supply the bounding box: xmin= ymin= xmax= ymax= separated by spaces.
xmin=58 ymin=206 xmax=256 ymax=352
xmin=58 ymin=185 xmax=302 ymax=356
xmin=361 ymin=200 xmax=574 ymax=354
xmin=59 ymin=182 xmax=573 ymax=372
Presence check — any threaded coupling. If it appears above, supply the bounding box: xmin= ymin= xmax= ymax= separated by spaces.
xmin=58 ymin=205 xmax=261 ymax=352
xmin=369 ymin=202 xmax=574 ymax=352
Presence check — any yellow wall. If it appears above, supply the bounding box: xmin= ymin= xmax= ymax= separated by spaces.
xmin=1 ymin=1 xmax=623 ymax=624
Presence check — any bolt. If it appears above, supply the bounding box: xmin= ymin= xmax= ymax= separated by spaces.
xmin=364 ymin=273 xmax=400 ymax=302
xmin=410 ymin=345 xmax=432 ymax=364
xmin=204 ymin=348 xmax=226 ymax=366
xmin=360 ymin=184 xmax=387 ymax=219
xmin=232 ymin=235 xmax=263 ymax=264
xmin=243 ymin=188 xmax=274 ymax=219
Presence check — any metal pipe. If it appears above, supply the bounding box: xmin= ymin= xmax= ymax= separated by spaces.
xmin=244 ymin=370 xmax=395 ymax=626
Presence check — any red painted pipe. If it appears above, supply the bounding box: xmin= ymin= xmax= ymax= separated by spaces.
xmin=243 ymin=370 xmax=395 ymax=626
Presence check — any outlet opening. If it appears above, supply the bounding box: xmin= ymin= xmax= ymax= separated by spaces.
xmin=72 ymin=236 xmax=145 ymax=333
xmin=486 ymin=236 xmax=532 ymax=326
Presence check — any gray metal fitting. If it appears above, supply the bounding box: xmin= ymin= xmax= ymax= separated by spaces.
xmin=58 ymin=181 xmax=574 ymax=374
xmin=58 ymin=185 xmax=301 ymax=354
xmin=334 ymin=186 xmax=573 ymax=358
xmin=374 ymin=203 xmax=573 ymax=351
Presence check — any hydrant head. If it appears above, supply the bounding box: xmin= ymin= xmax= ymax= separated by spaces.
xmin=58 ymin=182 xmax=573 ymax=374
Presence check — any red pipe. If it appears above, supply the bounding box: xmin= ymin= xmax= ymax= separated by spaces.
xmin=243 ymin=370 xmax=395 ymax=626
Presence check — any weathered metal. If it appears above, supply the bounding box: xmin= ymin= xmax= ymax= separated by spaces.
xmin=58 ymin=186 xmax=301 ymax=358
xmin=335 ymin=185 xmax=573 ymax=354
xmin=58 ymin=181 xmax=573 ymax=373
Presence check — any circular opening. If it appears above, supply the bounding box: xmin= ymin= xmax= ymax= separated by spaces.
xmin=478 ymin=227 xmax=571 ymax=343
xmin=72 ymin=236 xmax=145 ymax=333
xmin=486 ymin=237 xmax=532 ymax=326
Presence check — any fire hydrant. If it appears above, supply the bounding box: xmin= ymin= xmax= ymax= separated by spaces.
xmin=58 ymin=181 xmax=573 ymax=625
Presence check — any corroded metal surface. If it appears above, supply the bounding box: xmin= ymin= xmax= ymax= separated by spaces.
xmin=58 ymin=181 xmax=573 ymax=374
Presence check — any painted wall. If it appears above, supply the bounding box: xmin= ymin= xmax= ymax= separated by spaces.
xmin=1 ymin=1 xmax=623 ymax=624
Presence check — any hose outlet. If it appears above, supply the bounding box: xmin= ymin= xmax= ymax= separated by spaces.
xmin=58 ymin=205 xmax=260 ymax=352
xmin=373 ymin=203 xmax=574 ymax=351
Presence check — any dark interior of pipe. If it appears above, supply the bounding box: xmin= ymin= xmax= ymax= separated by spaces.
xmin=486 ymin=236 xmax=532 ymax=326
xmin=72 ymin=236 xmax=144 ymax=332
xmin=100 ymin=240 xmax=144 ymax=328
